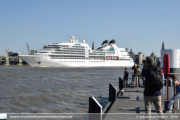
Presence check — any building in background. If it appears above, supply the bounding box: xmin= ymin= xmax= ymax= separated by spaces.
xmin=31 ymin=50 xmax=38 ymax=55
xmin=127 ymin=49 xmax=146 ymax=65
xmin=160 ymin=42 xmax=180 ymax=79
xmin=92 ymin=41 xmax=94 ymax=50
xmin=128 ymin=49 xmax=135 ymax=61
xmin=0 ymin=50 xmax=28 ymax=65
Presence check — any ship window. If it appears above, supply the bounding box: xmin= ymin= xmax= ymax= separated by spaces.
xmin=107 ymin=47 xmax=115 ymax=51
xmin=96 ymin=47 xmax=103 ymax=50
xmin=107 ymin=47 xmax=115 ymax=54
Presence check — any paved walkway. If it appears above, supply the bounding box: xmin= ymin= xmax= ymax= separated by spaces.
xmin=103 ymin=86 xmax=180 ymax=120
xmin=108 ymin=86 xmax=180 ymax=113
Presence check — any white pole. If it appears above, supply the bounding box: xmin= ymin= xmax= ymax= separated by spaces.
xmin=162 ymin=73 xmax=165 ymax=94
xmin=170 ymin=78 xmax=173 ymax=98
xmin=177 ymin=99 xmax=179 ymax=109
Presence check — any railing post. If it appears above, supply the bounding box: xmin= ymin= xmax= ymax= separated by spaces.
xmin=119 ymin=77 xmax=123 ymax=91
xmin=89 ymin=97 xmax=102 ymax=120
xmin=109 ymin=83 xmax=117 ymax=102
xmin=89 ymin=97 xmax=102 ymax=113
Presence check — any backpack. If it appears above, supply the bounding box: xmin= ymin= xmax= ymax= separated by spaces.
xmin=124 ymin=71 xmax=129 ymax=78
xmin=146 ymin=67 xmax=163 ymax=92
xmin=134 ymin=68 xmax=138 ymax=76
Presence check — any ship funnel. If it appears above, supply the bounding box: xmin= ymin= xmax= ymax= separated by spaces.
xmin=109 ymin=39 xmax=115 ymax=44
xmin=101 ymin=40 xmax=109 ymax=46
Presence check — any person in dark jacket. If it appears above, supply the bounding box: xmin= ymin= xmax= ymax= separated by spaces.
xmin=123 ymin=67 xmax=129 ymax=88
xmin=141 ymin=60 xmax=147 ymax=86
xmin=141 ymin=56 xmax=163 ymax=113
xmin=131 ymin=65 xmax=135 ymax=85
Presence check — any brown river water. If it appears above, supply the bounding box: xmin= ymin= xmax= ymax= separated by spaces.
xmin=0 ymin=66 xmax=136 ymax=113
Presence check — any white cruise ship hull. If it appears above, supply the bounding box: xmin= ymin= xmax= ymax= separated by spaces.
xmin=19 ymin=55 xmax=134 ymax=67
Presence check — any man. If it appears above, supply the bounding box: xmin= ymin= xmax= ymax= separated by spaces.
xmin=141 ymin=56 xmax=163 ymax=113
xmin=141 ymin=60 xmax=147 ymax=86
xmin=123 ymin=67 xmax=129 ymax=88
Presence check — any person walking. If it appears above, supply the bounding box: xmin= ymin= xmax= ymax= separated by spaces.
xmin=133 ymin=65 xmax=140 ymax=88
xmin=123 ymin=67 xmax=129 ymax=88
xmin=141 ymin=56 xmax=163 ymax=113
xmin=137 ymin=65 xmax=141 ymax=87
xmin=164 ymin=74 xmax=180 ymax=113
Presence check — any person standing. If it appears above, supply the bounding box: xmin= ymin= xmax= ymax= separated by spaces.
xmin=164 ymin=74 xmax=180 ymax=113
xmin=141 ymin=56 xmax=163 ymax=113
xmin=137 ymin=65 xmax=141 ymax=87
xmin=156 ymin=62 xmax=161 ymax=72
xmin=123 ymin=67 xmax=129 ymax=88
xmin=133 ymin=65 xmax=140 ymax=88
xmin=131 ymin=65 xmax=135 ymax=85
xmin=141 ymin=60 xmax=147 ymax=86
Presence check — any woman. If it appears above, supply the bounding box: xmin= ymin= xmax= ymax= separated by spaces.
xmin=164 ymin=74 xmax=180 ymax=113
xmin=123 ymin=67 xmax=129 ymax=88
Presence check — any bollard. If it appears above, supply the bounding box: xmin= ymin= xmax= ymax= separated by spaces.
xmin=121 ymin=90 xmax=124 ymax=96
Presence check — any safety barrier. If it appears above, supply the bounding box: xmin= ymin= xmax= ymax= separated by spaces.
xmin=89 ymin=81 xmax=119 ymax=120
xmin=109 ymin=83 xmax=117 ymax=102
xmin=89 ymin=97 xmax=102 ymax=120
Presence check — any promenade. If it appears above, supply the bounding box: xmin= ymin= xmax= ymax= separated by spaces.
xmin=103 ymin=85 xmax=180 ymax=120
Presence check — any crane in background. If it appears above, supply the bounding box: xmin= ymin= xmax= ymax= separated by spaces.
xmin=26 ymin=44 xmax=31 ymax=55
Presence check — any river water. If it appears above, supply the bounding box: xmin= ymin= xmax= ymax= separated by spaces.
xmin=0 ymin=66 xmax=136 ymax=113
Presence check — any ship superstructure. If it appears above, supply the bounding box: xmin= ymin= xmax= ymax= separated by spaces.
xmin=19 ymin=36 xmax=134 ymax=67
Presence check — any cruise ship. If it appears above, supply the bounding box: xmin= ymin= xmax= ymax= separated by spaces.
xmin=19 ymin=36 xmax=134 ymax=67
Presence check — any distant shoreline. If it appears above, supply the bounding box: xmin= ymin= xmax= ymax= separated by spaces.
xmin=0 ymin=65 xmax=30 ymax=67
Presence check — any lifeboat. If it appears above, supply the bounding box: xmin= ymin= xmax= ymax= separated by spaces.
xmin=106 ymin=56 xmax=112 ymax=59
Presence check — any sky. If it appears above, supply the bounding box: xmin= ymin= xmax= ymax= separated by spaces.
xmin=0 ymin=0 xmax=180 ymax=57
